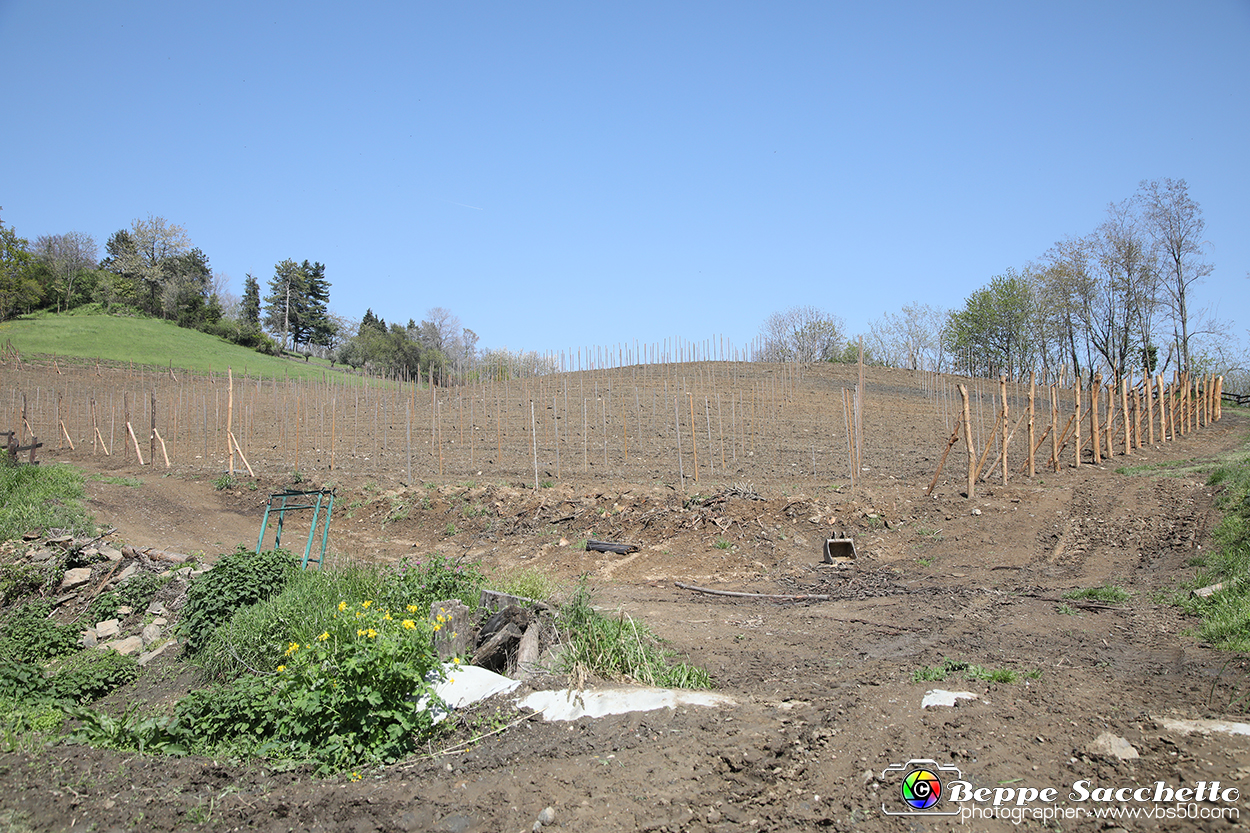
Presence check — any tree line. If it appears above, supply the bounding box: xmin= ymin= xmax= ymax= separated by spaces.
xmin=0 ymin=210 xmax=562 ymax=384
xmin=757 ymin=178 xmax=1242 ymax=386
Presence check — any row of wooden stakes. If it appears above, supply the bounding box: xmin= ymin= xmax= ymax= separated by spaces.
xmin=929 ymin=371 xmax=1225 ymax=498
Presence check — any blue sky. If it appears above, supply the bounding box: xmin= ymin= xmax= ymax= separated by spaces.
xmin=2 ymin=1 xmax=1246 ymax=361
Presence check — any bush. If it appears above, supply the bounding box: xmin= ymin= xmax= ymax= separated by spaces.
xmin=0 ymin=562 xmax=48 ymax=605
xmin=45 ymin=649 xmax=140 ymax=704
xmin=174 ymin=599 xmax=444 ymax=771
xmin=0 ymin=602 xmax=80 ymax=663
xmin=0 ymin=656 xmax=51 ymax=701
xmin=178 ymin=548 xmax=297 ymax=654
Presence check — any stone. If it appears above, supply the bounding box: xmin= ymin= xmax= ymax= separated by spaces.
xmin=922 ymin=689 xmax=979 ymax=708
xmin=94 ymin=618 xmax=121 ymax=639
xmin=102 ymin=636 xmax=144 ymax=656
xmin=151 ymin=617 xmax=167 ymax=627
xmin=537 ymin=807 xmax=556 ymax=826
xmin=61 ymin=567 xmax=93 ymax=590
xmin=141 ymin=623 xmax=163 ymax=646
xmin=1086 ymin=732 xmax=1139 ymax=761
xmin=81 ymin=629 xmax=98 ymax=649
xmin=138 ymin=640 xmax=173 ymax=666
xmin=100 ymin=545 xmax=124 ymax=562
xmin=116 ymin=606 xmax=133 ymax=617
xmin=147 ymin=601 xmax=167 ymax=616
xmin=80 ymin=547 xmax=99 ymax=559
xmin=114 ymin=563 xmax=139 ymax=583
xmin=28 ymin=548 xmax=55 ymax=563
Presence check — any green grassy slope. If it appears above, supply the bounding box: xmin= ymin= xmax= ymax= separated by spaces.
xmin=0 ymin=313 xmax=343 ymax=381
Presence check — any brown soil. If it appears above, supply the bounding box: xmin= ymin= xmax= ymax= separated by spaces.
xmin=2 ymin=365 xmax=1248 ymax=832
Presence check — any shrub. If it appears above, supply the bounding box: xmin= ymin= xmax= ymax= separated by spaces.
xmin=0 ymin=602 xmax=80 ymax=663
xmin=0 ymin=562 xmax=48 ymax=605
xmin=178 ymin=548 xmax=297 ymax=654
xmin=0 ymin=656 xmax=51 ymax=701
xmin=45 ymin=649 xmax=140 ymax=704
xmin=174 ymin=599 xmax=444 ymax=771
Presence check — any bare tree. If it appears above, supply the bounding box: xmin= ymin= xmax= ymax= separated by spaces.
xmin=1139 ymin=178 xmax=1212 ymax=375
xmin=757 ymin=305 xmax=844 ymax=364
xmin=33 ymin=231 xmax=97 ymax=312
xmin=868 ymin=303 xmax=946 ymax=370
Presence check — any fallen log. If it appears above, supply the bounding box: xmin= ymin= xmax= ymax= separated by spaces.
xmin=586 ymin=539 xmax=640 ymax=555
xmin=674 ymin=581 xmax=831 ymax=602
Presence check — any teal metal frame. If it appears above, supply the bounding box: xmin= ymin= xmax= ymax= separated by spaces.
xmin=255 ymin=488 xmax=336 ymax=569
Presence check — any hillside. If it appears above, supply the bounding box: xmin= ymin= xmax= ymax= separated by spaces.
xmin=0 ymin=312 xmax=337 ymax=381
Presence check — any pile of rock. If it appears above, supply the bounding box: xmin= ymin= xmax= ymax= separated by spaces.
xmin=16 ymin=532 xmax=209 ymax=667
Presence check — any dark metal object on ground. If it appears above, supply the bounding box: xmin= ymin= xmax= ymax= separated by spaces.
xmin=586 ymin=539 xmax=640 ymax=555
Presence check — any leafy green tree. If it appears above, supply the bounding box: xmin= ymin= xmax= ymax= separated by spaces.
xmin=240 ymin=274 xmax=261 ymax=328
xmin=944 ymin=270 xmax=1037 ymax=378
xmin=263 ymin=259 xmax=333 ymax=352
xmin=0 ymin=223 xmax=40 ymax=321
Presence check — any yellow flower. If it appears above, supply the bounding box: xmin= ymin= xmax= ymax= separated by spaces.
xmin=383 ymin=611 xmax=392 ymax=621
xmin=402 ymin=619 xmax=416 ymax=630
xmin=285 ymin=642 xmax=300 ymax=656
xmin=406 ymin=604 xmax=419 ymax=613
xmin=357 ymin=628 xmax=366 ymax=637
xmin=451 ymin=632 xmax=457 ymax=639
xmin=338 ymin=601 xmax=348 ymax=612
xmin=317 ymin=631 xmax=329 ymax=642
xmin=366 ymin=628 xmax=378 ymax=639
xmin=276 ymin=664 xmax=286 ymax=672
xmin=433 ymin=623 xmax=442 ymax=632
xmin=436 ymin=614 xmax=446 ymax=624
xmin=355 ymin=610 xmax=362 ymax=618
xmin=361 ymin=600 xmax=372 ymax=609
xmin=349 ymin=771 xmax=361 ymax=782
xmin=452 ymin=657 xmax=461 ymax=665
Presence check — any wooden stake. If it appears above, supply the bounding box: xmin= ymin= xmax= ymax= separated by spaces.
xmin=1027 ymin=371 xmax=1035 ymax=478
xmin=1145 ymin=368 xmax=1155 ymax=445
xmin=127 ymin=421 xmax=145 ymax=465
xmin=960 ymin=384 xmax=974 ymax=498
xmin=1090 ymin=374 xmax=1101 ymax=465
xmin=227 ymin=431 xmax=254 ymax=476
xmin=227 ymin=368 xmax=235 ymax=475
xmin=153 ymin=428 xmax=171 ymax=468
xmin=1000 ymin=375 xmax=1009 ymax=484
xmin=60 ymin=420 xmax=75 ymax=451
xmin=1121 ymin=376 xmax=1131 ymax=455
xmin=688 ymin=392 xmax=698 ymax=484
xmin=926 ymin=415 xmax=963 ymax=496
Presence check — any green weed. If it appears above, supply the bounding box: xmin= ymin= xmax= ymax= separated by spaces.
xmin=556 ymin=579 xmax=711 ymax=689
xmin=1063 ymin=585 xmax=1130 ymax=604
xmin=0 ymin=460 xmax=94 ymax=540
xmin=211 ymin=473 xmax=237 ymax=491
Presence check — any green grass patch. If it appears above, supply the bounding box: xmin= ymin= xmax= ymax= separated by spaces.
xmin=1063 ymin=585 xmax=1131 ymax=604
xmin=0 ymin=312 xmax=341 ymax=381
xmin=0 ymin=459 xmax=94 ymax=540
xmin=1172 ymin=433 xmax=1250 ymax=653
xmin=88 ymin=474 xmax=142 ymax=487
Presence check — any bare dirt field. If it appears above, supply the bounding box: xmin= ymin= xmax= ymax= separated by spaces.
xmin=2 ymin=360 xmax=1248 ymax=832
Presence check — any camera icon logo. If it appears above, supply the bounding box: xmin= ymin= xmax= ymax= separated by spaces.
xmin=881 ymin=759 xmax=963 ymax=816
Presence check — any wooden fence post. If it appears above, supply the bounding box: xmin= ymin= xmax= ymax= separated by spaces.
xmin=960 ymin=384 xmax=974 ymax=498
